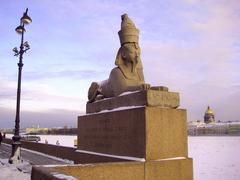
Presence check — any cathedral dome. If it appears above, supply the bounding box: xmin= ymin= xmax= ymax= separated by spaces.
xmin=205 ymin=106 xmax=214 ymax=115
xmin=204 ymin=106 xmax=215 ymax=123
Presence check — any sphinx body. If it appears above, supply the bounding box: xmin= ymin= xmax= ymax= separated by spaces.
xmin=88 ymin=14 xmax=150 ymax=102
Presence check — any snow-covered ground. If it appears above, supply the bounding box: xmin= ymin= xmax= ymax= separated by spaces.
xmin=0 ymin=159 xmax=30 ymax=180
xmin=188 ymin=136 xmax=240 ymax=180
xmin=38 ymin=135 xmax=77 ymax=147
xmin=3 ymin=135 xmax=240 ymax=180
xmin=6 ymin=134 xmax=77 ymax=147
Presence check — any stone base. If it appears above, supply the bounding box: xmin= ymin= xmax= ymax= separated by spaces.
xmin=31 ymin=158 xmax=193 ymax=180
xmin=86 ymin=89 xmax=180 ymax=113
xmin=9 ymin=141 xmax=21 ymax=164
xmin=78 ymin=106 xmax=188 ymax=160
xmin=73 ymin=150 xmax=131 ymax=164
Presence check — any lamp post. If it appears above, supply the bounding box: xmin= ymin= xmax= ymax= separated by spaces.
xmin=9 ymin=8 xmax=32 ymax=164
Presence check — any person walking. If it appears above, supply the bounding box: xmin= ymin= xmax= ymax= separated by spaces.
xmin=56 ymin=140 xmax=60 ymax=145
xmin=0 ymin=132 xmax=2 ymax=145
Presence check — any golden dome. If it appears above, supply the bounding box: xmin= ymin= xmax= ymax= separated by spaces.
xmin=205 ymin=106 xmax=214 ymax=115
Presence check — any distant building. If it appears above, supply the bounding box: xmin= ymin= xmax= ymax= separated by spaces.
xmin=26 ymin=127 xmax=49 ymax=134
xmin=187 ymin=107 xmax=240 ymax=135
xmin=204 ymin=106 xmax=215 ymax=124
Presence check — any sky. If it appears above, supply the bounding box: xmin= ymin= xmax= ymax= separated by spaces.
xmin=0 ymin=0 xmax=240 ymax=128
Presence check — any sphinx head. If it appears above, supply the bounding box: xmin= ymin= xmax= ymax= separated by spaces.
xmin=115 ymin=42 xmax=141 ymax=73
xmin=115 ymin=14 xmax=143 ymax=79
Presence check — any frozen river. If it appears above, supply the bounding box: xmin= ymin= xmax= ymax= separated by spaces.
xmin=188 ymin=136 xmax=240 ymax=180
xmin=5 ymin=135 xmax=240 ymax=180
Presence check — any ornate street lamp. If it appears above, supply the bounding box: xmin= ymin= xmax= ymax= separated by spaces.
xmin=9 ymin=8 xmax=32 ymax=164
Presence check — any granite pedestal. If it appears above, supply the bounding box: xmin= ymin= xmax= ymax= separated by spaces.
xmin=86 ymin=89 xmax=180 ymax=113
xmin=31 ymin=90 xmax=193 ymax=180
xmin=78 ymin=106 xmax=188 ymax=160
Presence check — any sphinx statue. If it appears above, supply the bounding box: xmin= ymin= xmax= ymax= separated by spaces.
xmin=88 ymin=14 xmax=150 ymax=103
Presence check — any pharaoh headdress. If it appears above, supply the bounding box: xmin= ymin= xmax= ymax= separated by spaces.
xmin=115 ymin=14 xmax=143 ymax=80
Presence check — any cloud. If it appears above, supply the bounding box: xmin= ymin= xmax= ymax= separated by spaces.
xmin=141 ymin=1 xmax=240 ymax=121
xmin=0 ymin=74 xmax=87 ymax=113
xmin=22 ymin=70 xmax=105 ymax=81
xmin=0 ymin=73 xmax=86 ymax=128
xmin=0 ymin=107 xmax=83 ymax=128
xmin=214 ymin=90 xmax=240 ymax=121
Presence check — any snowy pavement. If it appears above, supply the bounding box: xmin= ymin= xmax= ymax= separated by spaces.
xmin=0 ymin=160 xmax=31 ymax=180
xmin=0 ymin=143 xmax=72 ymax=180
xmin=0 ymin=143 xmax=72 ymax=165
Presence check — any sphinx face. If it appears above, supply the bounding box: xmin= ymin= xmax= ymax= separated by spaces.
xmin=122 ymin=44 xmax=141 ymax=66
